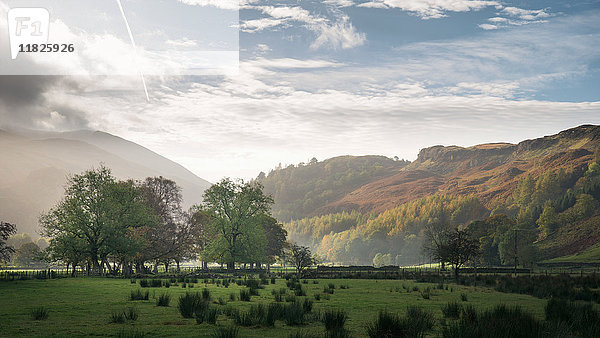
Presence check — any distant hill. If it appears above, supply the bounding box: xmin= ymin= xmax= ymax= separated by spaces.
xmin=264 ymin=125 xmax=600 ymax=265
xmin=0 ymin=129 xmax=211 ymax=235
xmin=256 ymin=155 xmax=410 ymax=222
xmin=300 ymin=125 xmax=598 ymax=217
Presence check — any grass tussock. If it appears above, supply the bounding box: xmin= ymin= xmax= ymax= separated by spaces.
xmin=30 ymin=307 xmax=49 ymax=321
xmin=366 ymin=307 xmax=434 ymax=338
xmin=178 ymin=292 xmax=206 ymax=318
xmin=156 ymin=293 xmax=171 ymax=307
xmin=130 ymin=289 xmax=149 ymax=301
xmin=212 ymin=325 xmax=239 ymax=338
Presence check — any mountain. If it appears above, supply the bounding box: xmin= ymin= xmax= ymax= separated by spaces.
xmin=304 ymin=125 xmax=599 ymax=217
xmin=260 ymin=125 xmax=600 ymax=265
xmin=256 ymin=155 xmax=410 ymax=222
xmin=0 ymin=129 xmax=211 ymax=235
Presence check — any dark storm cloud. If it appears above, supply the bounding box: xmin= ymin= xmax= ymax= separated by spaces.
xmin=0 ymin=75 xmax=89 ymax=130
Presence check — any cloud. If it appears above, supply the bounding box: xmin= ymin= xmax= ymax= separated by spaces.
xmin=479 ymin=6 xmax=553 ymax=30
xmin=241 ymin=18 xmax=287 ymax=32
xmin=243 ymin=5 xmax=365 ymax=50
xmin=478 ymin=23 xmax=498 ymax=30
xmin=310 ymin=16 xmax=366 ymax=50
xmin=177 ymin=0 xmax=239 ymax=10
xmin=166 ymin=37 xmax=199 ymax=48
xmin=0 ymin=76 xmax=89 ymax=131
xmin=358 ymin=0 xmax=499 ymax=19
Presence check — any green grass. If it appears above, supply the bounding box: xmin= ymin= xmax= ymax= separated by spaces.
xmin=0 ymin=278 xmax=548 ymax=337
xmin=543 ymin=243 xmax=600 ymax=264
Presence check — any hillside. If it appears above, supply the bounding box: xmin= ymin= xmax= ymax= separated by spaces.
xmin=320 ymin=125 xmax=599 ymax=216
xmin=269 ymin=125 xmax=600 ymax=265
xmin=256 ymin=155 xmax=410 ymax=222
xmin=0 ymin=129 xmax=211 ymax=235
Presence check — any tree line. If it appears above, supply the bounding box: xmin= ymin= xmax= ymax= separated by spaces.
xmin=7 ymin=166 xmax=292 ymax=275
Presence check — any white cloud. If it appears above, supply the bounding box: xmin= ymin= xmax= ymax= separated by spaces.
xmin=323 ymin=0 xmax=355 ymax=7
xmin=243 ymin=5 xmax=365 ymax=50
xmin=177 ymin=0 xmax=239 ymax=10
xmin=240 ymin=18 xmax=287 ymax=32
xmin=358 ymin=0 xmax=499 ymax=19
xmin=166 ymin=37 xmax=198 ymax=48
xmin=310 ymin=16 xmax=366 ymax=50
xmin=478 ymin=23 xmax=498 ymax=30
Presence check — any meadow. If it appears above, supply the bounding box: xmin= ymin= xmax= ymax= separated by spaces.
xmin=0 ymin=276 xmax=551 ymax=337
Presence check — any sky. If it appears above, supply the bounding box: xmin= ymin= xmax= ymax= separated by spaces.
xmin=0 ymin=0 xmax=599 ymax=182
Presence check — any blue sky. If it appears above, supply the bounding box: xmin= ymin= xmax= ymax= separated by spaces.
xmin=0 ymin=0 xmax=599 ymax=181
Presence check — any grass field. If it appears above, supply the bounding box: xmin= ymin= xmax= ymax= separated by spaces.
xmin=0 ymin=277 xmax=548 ymax=337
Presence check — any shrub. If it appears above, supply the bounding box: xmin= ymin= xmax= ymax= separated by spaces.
xmin=239 ymin=289 xmax=251 ymax=302
xmin=223 ymin=279 xmax=230 ymax=288
xmin=109 ymin=311 xmax=126 ymax=324
xmin=182 ymin=283 xmax=187 ymax=288
xmin=366 ymin=307 xmax=434 ymax=338
xmin=212 ymin=325 xmax=239 ymax=338
xmin=130 ymin=289 xmax=150 ymax=301
xmin=249 ymin=288 xmax=260 ymax=296
xmin=442 ymin=302 xmax=462 ymax=319
xmin=164 ymin=281 xmax=171 ymax=288
xmin=328 ymin=283 xmax=336 ymax=290
xmin=197 ymin=305 xmax=219 ymax=325
xmin=283 ymin=301 xmax=306 ymax=326
xmin=460 ymin=293 xmax=468 ymax=302
xmin=323 ymin=286 xmax=334 ymax=294
xmin=294 ymin=287 xmax=306 ymax=297
xmin=30 ymin=307 xmax=49 ymax=321
xmin=202 ymin=288 xmax=211 ymax=301
xmin=124 ymin=307 xmax=139 ymax=321
xmin=545 ymin=298 xmax=600 ymax=335
xmin=139 ymin=279 xmax=149 ymax=288
xmin=229 ymin=293 xmax=236 ymax=301
xmin=130 ymin=279 xmax=136 ymax=284
xmin=302 ymin=298 xmax=313 ymax=313
xmin=442 ymin=305 xmax=543 ymax=338
xmin=321 ymin=309 xmax=347 ymax=331
xmin=314 ymin=293 xmax=321 ymax=301
xmin=461 ymin=305 xmax=477 ymax=323
xmin=157 ymin=293 xmax=171 ymax=307
xmin=150 ymin=279 xmax=162 ymax=287
xmin=178 ymin=292 xmax=205 ymax=318
xmin=285 ymin=294 xmax=297 ymax=302
xmin=339 ymin=285 xmax=349 ymax=290
xmin=420 ymin=288 xmax=431 ymax=300
xmin=271 ymin=277 xmax=276 ymax=284
xmin=217 ymin=297 xmax=227 ymax=306
xmin=233 ymin=310 xmax=255 ymax=326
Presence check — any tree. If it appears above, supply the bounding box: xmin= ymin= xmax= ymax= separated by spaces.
xmin=41 ymin=166 xmax=152 ymax=275
xmin=12 ymin=242 xmax=42 ymax=267
xmin=202 ymin=178 xmax=274 ymax=271
xmin=435 ymin=228 xmax=480 ymax=278
xmin=536 ymin=203 xmax=559 ymax=239
xmin=0 ymin=221 xmax=17 ymax=265
xmin=423 ymin=221 xmax=452 ymax=268
xmin=261 ymin=216 xmax=287 ymax=268
xmin=288 ymin=243 xmax=315 ymax=276
xmin=139 ymin=177 xmax=189 ymax=272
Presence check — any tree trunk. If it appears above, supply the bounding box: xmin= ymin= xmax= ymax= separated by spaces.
xmin=176 ymin=260 xmax=180 ymax=272
xmin=227 ymin=262 xmax=235 ymax=272
xmin=164 ymin=262 xmax=169 ymax=274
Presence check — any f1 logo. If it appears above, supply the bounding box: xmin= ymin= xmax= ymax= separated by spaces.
xmin=7 ymin=8 xmax=50 ymax=59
